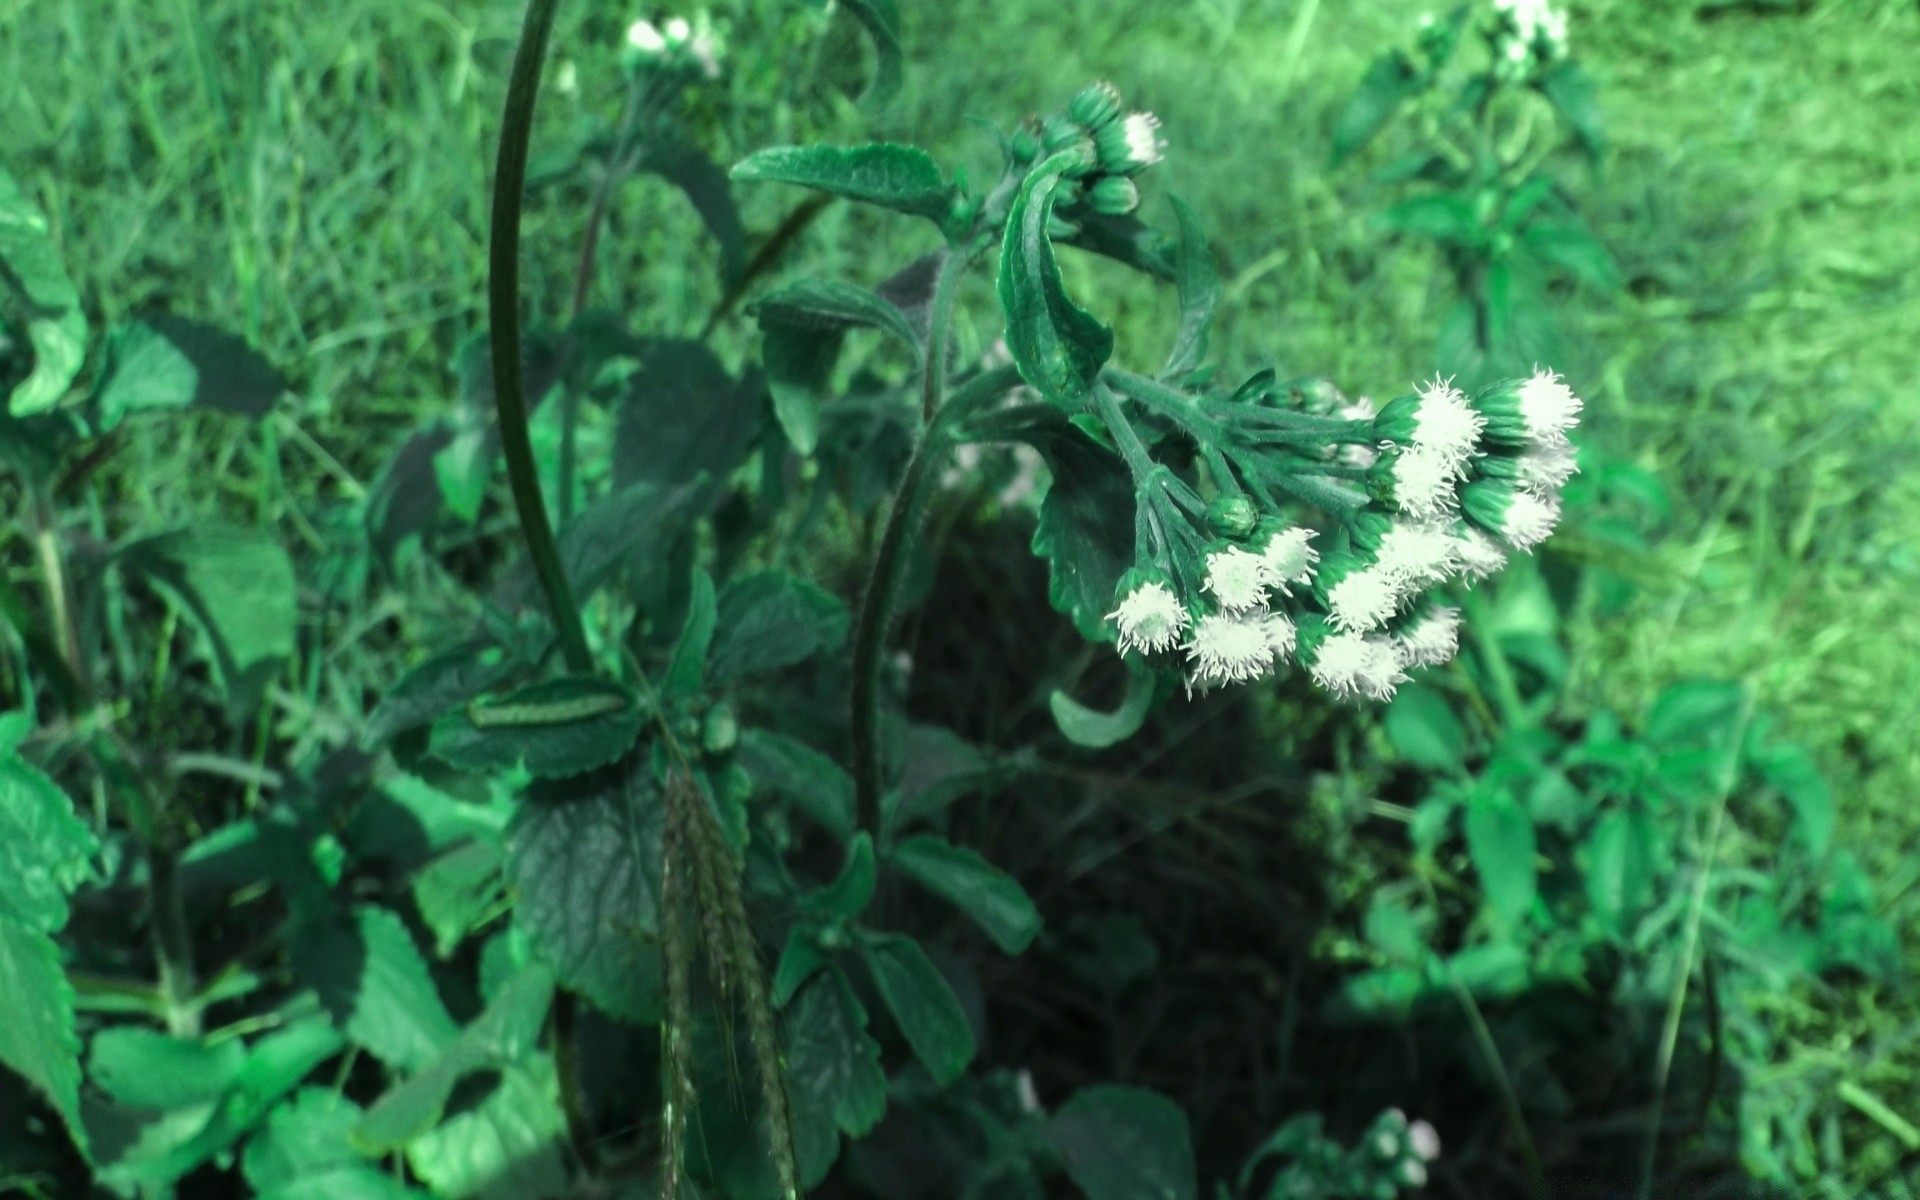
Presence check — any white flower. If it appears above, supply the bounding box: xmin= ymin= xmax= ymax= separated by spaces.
xmin=1499 ymin=489 xmax=1562 ymax=551
xmin=1409 ymin=1119 xmax=1442 ymax=1162
xmin=664 ymin=15 xmax=692 ymax=41
xmin=626 ymin=18 xmax=667 ymax=52
xmin=1516 ymin=443 xmax=1579 ymax=494
xmin=1310 ymin=632 xmax=1405 ymax=700
xmin=1374 ymin=521 xmax=1460 ymax=588
xmin=1384 ymin=447 xmax=1460 ymax=518
xmin=1326 ymin=563 xmax=1403 ymax=633
xmin=1259 ymin=526 xmax=1319 ymax=592
xmin=1261 ymin=610 xmax=1298 ymax=659
xmin=1122 ymin=112 xmax=1164 ymax=167
xmin=1108 ymin=581 xmax=1188 ymax=655
xmin=1204 ymin=546 xmax=1275 ymax=613
xmin=1454 ymin=525 xmax=1508 ymax=581
xmin=1395 ymin=607 xmax=1461 ymax=669
xmin=1516 ymin=369 xmax=1582 ymax=446
xmin=1412 ymin=376 xmax=1485 ymax=468
xmin=1186 ymin=612 xmax=1276 ymax=686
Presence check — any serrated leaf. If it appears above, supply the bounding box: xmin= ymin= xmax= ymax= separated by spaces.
xmin=505 ymin=766 xmax=665 ymax=1023
xmin=663 ymin=566 xmax=717 ymax=699
xmin=116 ymin=526 xmax=296 ymax=716
xmin=0 ymin=722 xmax=99 ymax=930
xmin=1025 ymin=420 xmax=1135 ymax=641
xmin=1047 ymin=1085 xmax=1198 ymax=1200
xmin=707 ymin=569 xmax=850 ymax=682
xmin=1384 ymin=684 xmax=1467 ymax=773
xmin=0 ymin=921 xmax=86 ymax=1154
xmin=787 ymin=969 xmax=886 ymax=1139
xmin=837 ymin=0 xmax=903 ymax=103
xmin=1331 ymin=50 xmax=1422 ymax=165
xmin=736 ymin=729 xmax=855 ymax=841
xmin=732 ymin=143 xmax=952 ymax=224
xmin=363 ymin=641 xmax=527 ymax=748
xmin=93 ymin=316 xmax=285 ymax=427
xmin=612 ymin=340 xmax=764 ymax=489
xmin=755 ymin=277 xmax=919 ymax=346
xmin=891 ymin=834 xmax=1040 ymax=954
xmin=88 ymin=1028 xmax=246 ymax=1112
xmin=859 ymin=932 xmax=974 ymax=1085
xmin=998 ymin=167 xmax=1113 ymax=410
xmin=404 ymin=1064 xmax=569 ymax=1200
xmin=756 ymin=279 xmax=918 ymax=455
xmin=0 ymin=167 xmax=87 ymax=416
xmin=429 ymin=676 xmax=643 ymax=780
xmin=1465 ymin=787 xmax=1537 ymax=928
xmin=1161 ymin=196 xmax=1219 ymax=379
xmin=1050 ymin=661 xmax=1156 ymax=750
xmin=292 ymin=905 xmax=459 ymax=1072
xmin=244 ymin=1088 xmax=423 ymax=1197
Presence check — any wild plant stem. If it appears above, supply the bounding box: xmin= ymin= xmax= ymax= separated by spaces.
xmin=920 ymin=247 xmax=969 ymax=423
xmin=490 ymin=0 xmax=590 ymax=674
xmin=1458 ymin=585 xmax=1527 ymax=728
xmin=850 ymin=363 xmax=1023 ymax=841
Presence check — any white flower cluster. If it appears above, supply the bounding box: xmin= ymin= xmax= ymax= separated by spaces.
xmin=1492 ymin=0 xmax=1569 ymax=70
xmin=624 ymin=12 xmax=723 ymax=79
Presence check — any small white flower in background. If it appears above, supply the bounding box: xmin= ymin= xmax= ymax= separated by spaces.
xmin=1516 ymin=443 xmax=1579 ymax=494
xmin=626 ymin=18 xmax=667 ymax=53
xmin=1187 ymin=612 xmax=1277 ymax=686
xmin=1326 ymin=562 xmax=1403 ymax=634
xmin=1374 ymin=521 xmax=1460 ymax=588
xmin=1259 ymin=526 xmax=1319 ymax=592
xmin=686 ymin=15 xmax=723 ymax=78
xmin=1261 ymin=610 xmax=1298 ymax=659
xmin=1395 ymin=606 xmax=1461 ymax=670
xmin=1204 ymin=545 xmax=1276 ymax=613
xmin=1516 ymin=369 xmax=1582 ymax=446
xmin=1409 ymin=1119 xmax=1442 ymax=1162
xmin=1016 ymin=1070 xmax=1042 ymax=1114
xmin=664 ymin=15 xmax=691 ymax=40
xmin=1108 ymin=581 xmax=1189 ymax=656
xmin=1453 ymin=524 xmax=1509 ymax=580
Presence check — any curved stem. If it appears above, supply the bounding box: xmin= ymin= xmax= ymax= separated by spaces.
xmin=850 ymin=364 xmax=1023 ymax=840
xmin=490 ymin=0 xmax=591 ymax=674
xmin=919 ymin=246 xmax=971 ymax=423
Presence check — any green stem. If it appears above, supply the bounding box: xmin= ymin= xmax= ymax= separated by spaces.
xmin=1457 ymin=585 xmax=1526 ymax=729
xmin=850 ymin=364 xmax=1023 ymax=841
xmin=920 ymin=246 xmax=971 ymax=423
xmin=490 ymin=0 xmax=590 ymax=674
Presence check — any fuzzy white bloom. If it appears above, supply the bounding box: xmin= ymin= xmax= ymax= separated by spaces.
xmin=1409 ymin=1120 xmax=1442 ymax=1162
xmin=1311 ymin=632 xmax=1405 ymax=700
xmin=1259 ymin=526 xmax=1319 ymax=592
xmin=1326 ymin=564 xmax=1403 ymax=633
xmin=687 ymin=18 xmax=722 ymax=77
xmin=1516 ymin=444 xmax=1579 ymax=494
xmin=1339 ymin=397 xmax=1379 ymax=469
xmin=1186 ymin=612 xmax=1276 ymax=686
xmin=1261 ymin=610 xmax=1298 ymax=660
xmin=1454 ymin=525 xmax=1508 ymax=581
xmin=626 ymin=18 xmax=668 ymax=52
xmin=1122 ymin=112 xmax=1165 ymax=166
xmin=664 ymin=15 xmax=692 ymax=40
xmin=1374 ymin=522 xmax=1460 ymax=588
xmin=1108 ymin=581 xmax=1188 ymax=655
xmin=1385 ymin=447 xmax=1460 ymax=519
xmin=1204 ymin=546 xmax=1275 ymax=613
xmin=1395 ymin=607 xmax=1461 ymax=669
xmin=1412 ymin=376 xmax=1485 ymax=468
xmin=1498 ymin=490 xmax=1562 ymax=551
xmin=1517 ymin=369 xmax=1582 ymax=446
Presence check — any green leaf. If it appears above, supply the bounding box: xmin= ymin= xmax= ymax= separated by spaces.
xmin=1050 ymin=660 xmax=1157 ymax=749
xmin=754 ymin=277 xmax=919 ymax=347
xmin=413 ymin=840 xmax=506 ymax=958
xmin=1161 ymin=196 xmax=1219 ymax=379
xmin=93 ymin=316 xmax=286 ymax=427
xmin=88 ymin=1028 xmax=246 ymax=1112
xmin=505 ymin=766 xmax=665 ymax=1023
xmin=405 ymin=1063 xmax=569 ymax=1200
xmin=1331 ymin=51 xmax=1422 ymax=165
xmin=755 ymin=279 xmax=918 ymax=454
xmin=1384 ymin=684 xmax=1467 ymax=773
xmin=1047 ymin=1085 xmax=1198 ymax=1200
xmin=891 ymin=834 xmax=1041 ymax=954
xmin=773 ymin=927 xmax=830 ymax=1008
xmin=859 ymin=932 xmax=975 ymax=1085
xmin=1374 ymin=193 xmax=1485 ymax=249
xmin=732 ymin=143 xmax=952 ymax=224
xmin=1363 ymin=897 xmax=1428 ymax=966
xmin=837 ymin=0 xmax=903 ymax=103
xmin=291 ymin=905 xmax=459 ymax=1073
xmin=612 ymin=339 xmax=764 ymax=489
xmin=663 ymin=567 xmax=717 ymax=698
xmin=737 ymin=729 xmax=855 ymax=841
xmin=808 ymin=833 xmax=876 ymax=922
xmin=429 ymin=676 xmax=644 ymax=780
xmin=1523 ymin=221 xmax=1620 ymax=292
xmin=1584 ymin=806 xmax=1656 ymax=937
xmin=638 ymin=138 xmax=748 ymax=286
xmin=245 ymin=1089 xmax=424 ymax=1198
xmin=116 ymin=526 xmax=297 ymax=716
xmin=497 ymin=478 xmax=715 ymax=613
xmin=1464 ymin=787 xmax=1537 ymax=928
xmin=0 ymin=922 xmax=87 ymax=1153
xmin=0 ymin=166 xmax=87 ymax=416
xmin=685 ymin=1012 xmax=838 ymax=1198
xmin=1756 ymin=742 xmax=1833 ymax=857
xmin=787 ymin=968 xmax=887 ymax=1140
xmin=1026 ymin=419 xmax=1135 ymax=641
xmin=708 ymin=569 xmax=850 ymax=682
xmin=997 ymin=166 xmax=1113 ymax=410
xmin=363 ymin=641 xmax=529 ymax=748
xmin=1642 ymin=680 xmax=1747 ymax=753
xmin=1537 ymin=59 xmax=1605 ymax=162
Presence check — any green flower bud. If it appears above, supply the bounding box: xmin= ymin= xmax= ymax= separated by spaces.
xmin=1087 ymin=174 xmax=1140 ymax=215
xmin=1010 ymin=126 xmax=1042 ymax=164
xmin=1093 ymin=111 xmax=1165 ymax=175
xmin=1346 ymin=508 xmax=1393 ymax=553
xmin=702 ymin=701 xmax=738 ymax=756
xmin=1068 ymin=81 xmax=1124 ymax=130
xmin=1205 ymin=493 xmax=1259 ymax=539
xmin=1042 ymin=114 xmax=1088 ymax=153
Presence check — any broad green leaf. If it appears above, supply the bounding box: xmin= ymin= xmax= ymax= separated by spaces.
xmin=1331 ymin=51 xmax=1422 ymax=165
xmin=808 ymin=833 xmax=876 ymax=922
xmin=1383 ymin=684 xmax=1467 ymax=773
xmin=1059 ymin=211 xmax=1178 ymax=280
xmin=506 ymin=767 xmax=665 ymax=1023
xmin=0 ymin=716 xmax=99 ymax=929
xmin=786 ymin=969 xmax=887 ymax=1140
xmin=736 ymin=729 xmax=855 ymax=841
xmin=1161 ymin=196 xmax=1219 ymax=379
xmin=429 ymin=676 xmax=644 ymax=780
xmin=1756 ymin=742 xmax=1833 ymax=856
xmin=1050 ymin=660 xmax=1156 ymax=750
xmin=405 ymin=1063 xmax=569 ymax=1200
xmin=753 ymin=277 xmax=918 ymax=347
xmin=1374 ymin=193 xmax=1485 ymax=249
xmin=494 ymin=477 xmax=714 ymax=613
xmin=638 ymin=138 xmax=748 ymax=285
xmin=1537 ymin=59 xmax=1606 ymax=161
xmin=732 ymin=143 xmax=952 ymax=224
xmin=773 ymin=927 xmax=830 ymax=1008
xmin=1047 ymin=1085 xmax=1198 ymax=1200
xmin=1584 ymin=806 xmax=1656 ymax=937
xmin=997 ymin=166 xmax=1113 ymax=410
xmin=93 ymin=316 xmax=286 ymax=427
xmin=1363 ymin=897 xmax=1427 ymax=966
xmin=859 ymin=932 xmax=975 ymax=1085
xmin=414 ymin=840 xmax=506 ymax=958
xmin=892 ymin=834 xmax=1041 ymax=955
xmin=255 ymin=1169 xmax=423 ymax=1200
xmin=837 ymin=0 xmax=903 ymax=103
xmin=0 ymin=921 xmax=86 ymax=1153
xmin=244 ymin=1088 xmax=423 ymax=1198
xmin=708 ymin=569 xmax=850 ymax=682
xmin=116 ymin=527 xmax=297 ymax=716
xmin=1524 ymin=220 xmax=1620 ymax=292
xmin=88 ymin=1028 xmax=245 ymax=1111
xmin=1464 ymin=787 xmax=1537 ymax=927
xmin=755 ymin=279 xmax=918 ymax=454
xmin=612 ymin=340 xmax=764 ymax=489
xmin=0 ymin=167 xmax=86 ymax=416
xmin=291 ymin=905 xmax=459 ymax=1072
xmin=892 ymin=723 xmax=1008 ymax=829
xmin=363 ymin=641 xmax=528 ymax=747
xmin=1642 ymin=680 xmax=1747 ymax=753
xmin=355 ymin=963 xmax=554 ymax=1154
xmin=663 ymin=567 xmax=717 ymax=698
xmin=1444 ymin=940 xmax=1531 ymax=999
xmin=1026 ymin=420 xmax=1135 ymax=641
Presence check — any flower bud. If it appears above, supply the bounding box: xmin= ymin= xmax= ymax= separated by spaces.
xmin=1087 ymin=174 xmax=1140 ymax=216
xmin=1010 ymin=126 xmax=1041 ymax=164
xmin=702 ymin=701 xmax=738 ymax=756
xmin=1042 ymin=114 xmax=1090 ymax=154
xmin=1068 ymin=81 xmax=1124 ymax=130
xmin=1094 ymin=111 xmax=1165 ymax=175
xmin=1462 ymin=478 xmax=1561 ymax=551
xmin=1205 ymin=494 xmax=1259 ymax=539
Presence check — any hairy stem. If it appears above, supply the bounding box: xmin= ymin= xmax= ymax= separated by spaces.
xmin=850 ymin=363 xmax=1023 ymax=840
xmin=490 ymin=0 xmax=590 ymax=673
xmin=919 ymin=247 xmax=970 ymax=423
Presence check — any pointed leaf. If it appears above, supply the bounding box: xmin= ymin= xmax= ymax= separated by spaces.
xmin=88 ymin=1029 xmax=246 ymax=1112
xmin=891 ymin=834 xmax=1041 ymax=954
xmin=612 ymin=340 xmax=764 ymax=489
xmin=663 ymin=567 xmax=717 ymax=698
xmin=1384 ymin=683 xmax=1467 ymax=773
xmin=1538 ymin=59 xmax=1605 ymax=161
xmin=94 ymin=316 xmax=285 ymax=427
xmin=428 ymin=676 xmax=644 ymax=780
xmin=1331 ymin=51 xmax=1422 ymax=165
xmin=1465 ymin=787 xmax=1537 ymax=927
xmin=292 ymin=905 xmax=459 ymax=1072
xmin=1161 ymin=196 xmax=1219 ymax=379
xmin=809 ymin=833 xmax=877 ymax=922
xmin=787 ymin=969 xmax=887 ymax=1139
xmin=1050 ymin=661 xmax=1156 ymax=749
xmin=1026 ymin=420 xmax=1135 ymax=641
xmin=0 ymin=167 xmax=86 ymax=416
xmin=732 ymin=143 xmax=952 ymax=224
xmin=0 ymin=921 xmax=86 ymax=1154
xmin=998 ymin=166 xmax=1113 ymax=410
xmin=708 ymin=569 xmax=850 ymax=682
xmin=859 ymin=932 xmax=974 ymax=1085
xmin=736 ymin=728 xmax=855 ymax=841
xmin=638 ymin=138 xmax=747 ymax=285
